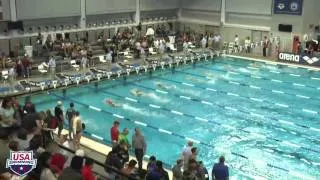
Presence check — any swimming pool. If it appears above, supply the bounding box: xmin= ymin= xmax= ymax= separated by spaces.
xmin=29 ymin=56 xmax=320 ymax=179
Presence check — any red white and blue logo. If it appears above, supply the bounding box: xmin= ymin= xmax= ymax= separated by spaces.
xmin=6 ymin=151 xmax=37 ymax=176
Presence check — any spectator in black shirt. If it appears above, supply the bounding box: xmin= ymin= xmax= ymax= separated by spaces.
xmin=23 ymin=96 xmax=36 ymax=115
xmin=66 ymin=103 xmax=75 ymax=140
xmin=55 ymin=101 xmax=64 ymax=137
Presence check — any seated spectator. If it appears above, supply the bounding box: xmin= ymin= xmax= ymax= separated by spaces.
xmin=15 ymin=128 xmax=32 ymax=150
xmin=172 ymin=159 xmax=183 ymax=180
xmin=113 ymin=140 xmax=129 ymax=165
xmin=28 ymin=134 xmax=45 ymax=156
xmin=146 ymin=160 xmax=169 ymax=180
xmin=82 ymin=158 xmax=97 ymax=180
xmin=182 ymin=141 xmax=193 ymax=170
xmin=21 ymin=111 xmax=44 ymax=134
xmin=23 ymin=96 xmax=36 ymax=115
xmin=147 ymin=156 xmax=156 ymax=172
xmin=50 ymin=153 xmax=66 ymax=177
xmin=58 ymin=156 xmax=83 ymax=180
xmin=8 ymin=140 xmax=19 ymax=151
xmin=104 ymin=148 xmax=123 ymax=173
xmin=28 ymin=151 xmax=54 ymax=180
xmin=121 ymin=159 xmax=139 ymax=179
xmin=212 ymin=156 xmax=229 ymax=180
xmin=183 ymin=159 xmax=198 ymax=179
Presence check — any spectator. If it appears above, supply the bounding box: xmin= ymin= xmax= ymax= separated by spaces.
xmin=213 ymin=34 xmax=221 ymax=50
xmin=27 ymin=151 xmax=54 ymax=180
xmin=110 ymin=120 xmax=120 ymax=146
xmin=15 ymin=128 xmax=31 ymax=150
xmin=172 ymin=159 xmax=183 ymax=180
xmin=114 ymin=140 xmax=130 ymax=165
xmin=66 ymin=103 xmax=76 ymax=140
xmin=201 ymin=36 xmax=207 ymax=49
xmin=263 ymin=36 xmax=269 ymax=57
xmin=190 ymin=147 xmax=198 ymax=161
xmin=234 ymin=35 xmax=239 ymax=51
xmin=22 ymin=55 xmax=31 ymax=78
xmin=58 ymin=156 xmax=83 ymax=180
xmin=50 ymin=153 xmax=66 ymax=177
xmin=0 ymin=97 xmax=16 ymax=138
xmin=118 ymin=128 xmax=130 ymax=147
xmin=121 ymin=159 xmax=138 ymax=179
xmin=48 ymin=56 xmax=56 ymax=78
xmin=197 ymin=161 xmax=209 ymax=180
xmin=8 ymin=140 xmax=19 ymax=151
xmin=16 ymin=60 xmax=23 ymax=78
xmin=244 ymin=37 xmax=251 ymax=53
xmin=132 ymin=127 xmax=146 ymax=170
xmin=72 ymin=111 xmax=83 ymax=149
xmin=81 ymin=56 xmax=88 ymax=71
xmin=23 ymin=96 xmax=36 ymax=115
xmin=104 ymin=148 xmax=123 ymax=174
xmin=0 ymin=141 xmax=10 ymax=174
xmin=212 ymin=156 xmax=229 ymax=180
xmin=182 ymin=141 xmax=193 ymax=170
xmin=184 ymin=159 xmax=198 ymax=180
xmin=147 ymin=156 xmax=157 ymax=172
xmin=28 ymin=134 xmax=44 ymax=156
xmin=82 ymin=158 xmax=97 ymax=180
xmin=21 ymin=111 xmax=43 ymax=134
xmin=55 ymin=101 xmax=64 ymax=137
xmin=146 ymin=160 xmax=169 ymax=180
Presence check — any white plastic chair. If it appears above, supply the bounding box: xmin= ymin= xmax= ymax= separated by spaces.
xmin=70 ymin=60 xmax=80 ymax=71
xmin=124 ymin=52 xmax=133 ymax=59
xmin=99 ymin=55 xmax=107 ymax=63
xmin=149 ymin=47 xmax=157 ymax=55
xmin=169 ymin=44 xmax=177 ymax=52
xmin=2 ymin=70 xmax=9 ymax=81
xmin=38 ymin=65 xmax=48 ymax=74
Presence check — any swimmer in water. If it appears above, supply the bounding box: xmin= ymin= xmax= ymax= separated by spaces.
xmin=130 ymin=89 xmax=144 ymax=97
xmin=105 ymin=99 xmax=122 ymax=107
xmin=156 ymin=83 xmax=176 ymax=90
xmin=205 ymin=72 xmax=215 ymax=79
xmin=185 ymin=75 xmax=204 ymax=83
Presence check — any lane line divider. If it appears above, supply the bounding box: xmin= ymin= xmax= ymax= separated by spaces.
xmin=89 ymin=105 xmax=102 ymax=112
xmin=125 ymin=97 xmax=138 ymax=102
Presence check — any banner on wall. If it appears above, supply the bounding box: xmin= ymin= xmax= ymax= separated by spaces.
xmin=274 ymin=0 xmax=303 ymax=15
xmin=278 ymin=52 xmax=320 ymax=66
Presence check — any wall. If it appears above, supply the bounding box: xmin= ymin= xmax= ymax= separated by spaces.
xmin=226 ymin=0 xmax=272 ymax=15
xmin=181 ymin=0 xmax=221 ymax=11
xmin=140 ymin=0 xmax=180 ymax=11
xmin=2 ymin=0 xmax=11 ymax=20
xmin=86 ymin=0 xmax=136 ymax=15
xmin=16 ymin=0 xmax=81 ymax=20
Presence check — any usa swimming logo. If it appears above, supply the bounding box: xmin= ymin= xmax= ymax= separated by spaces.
xmin=6 ymin=151 xmax=37 ymax=176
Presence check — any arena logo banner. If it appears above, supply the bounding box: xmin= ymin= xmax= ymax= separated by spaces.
xmin=278 ymin=52 xmax=320 ymax=67
xmin=274 ymin=0 xmax=303 ymax=15
xmin=6 ymin=151 xmax=37 ymax=176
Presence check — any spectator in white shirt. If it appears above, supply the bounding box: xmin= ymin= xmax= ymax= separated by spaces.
xmin=48 ymin=56 xmax=56 ymax=78
xmin=244 ymin=37 xmax=251 ymax=53
xmin=201 ymin=37 xmax=207 ymax=49
xmin=213 ymin=34 xmax=221 ymax=50
xmin=81 ymin=56 xmax=88 ymax=71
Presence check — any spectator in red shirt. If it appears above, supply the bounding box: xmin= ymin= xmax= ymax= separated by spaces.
xmin=82 ymin=158 xmax=97 ymax=180
xmin=22 ymin=55 xmax=31 ymax=78
xmin=110 ymin=120 xmax=120 ymax=146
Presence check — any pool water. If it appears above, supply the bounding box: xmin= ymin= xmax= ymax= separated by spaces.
xmin=29 ymin=57 xmax=320 ymax=179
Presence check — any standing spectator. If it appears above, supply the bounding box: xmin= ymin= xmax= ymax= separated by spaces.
xmin=0 ymin=97 xmax=16 ymax=138
xmin=55 ymin=101 xmax=64 ymax=137
xmin=81 ymin=56 xmax=88 ymax=71
xmin=16 ymin=60 xmax=23 ymax=78
xmin=208 ymin=34 xmax=214 ymax=48
xmin=182 ymin=141 xmax=193 ymax=170
xmin=58 ymin=156 xmax=83 ymax=180
xmin=110 ymin=120 xmax=120 ymax=146
xmin=234 ymin=35 xmax=239 ymax=52
xmin=66 ymin=103 xmax=76 ymax=140
xmin=212 ymin=156 xmax=229 ymax=180
xmin=132 ymin=127 xmax=146 ymax=170
xmin=147 ymin=156 xmax=157 ymax=172
xmin=172 ymin=159 xmax=183 ymax=180
xmin=244 ymin=37 xmax=251 ymax=53
xmin=197 ymin=161 xmax=209 ymax=180
xmin=82 ymin=158 xmax=97 ymax=180
xmin=118 ymin=128 xmax=130 ymax=147
xmin=190 ymin=147 xmax=198 ymax=161
xmin=213 ymin=34 xmax=221 ymax=50
xmin=29 ymin=151 xmax=54 ymax=180
xmin=263 ymin=36 xmax=269 ymax=57
xmin=22 ymin=55 xmax=31 ymax=78
xmin=48 ymin=56 xmax=56 ymax=78
xmin=72 ymin=111 xmax=83 ymax=149
xmin=146 ymin=161 xmax=169 ymax=180
xmin=201 ymin=36 xmax=207 ymax=49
